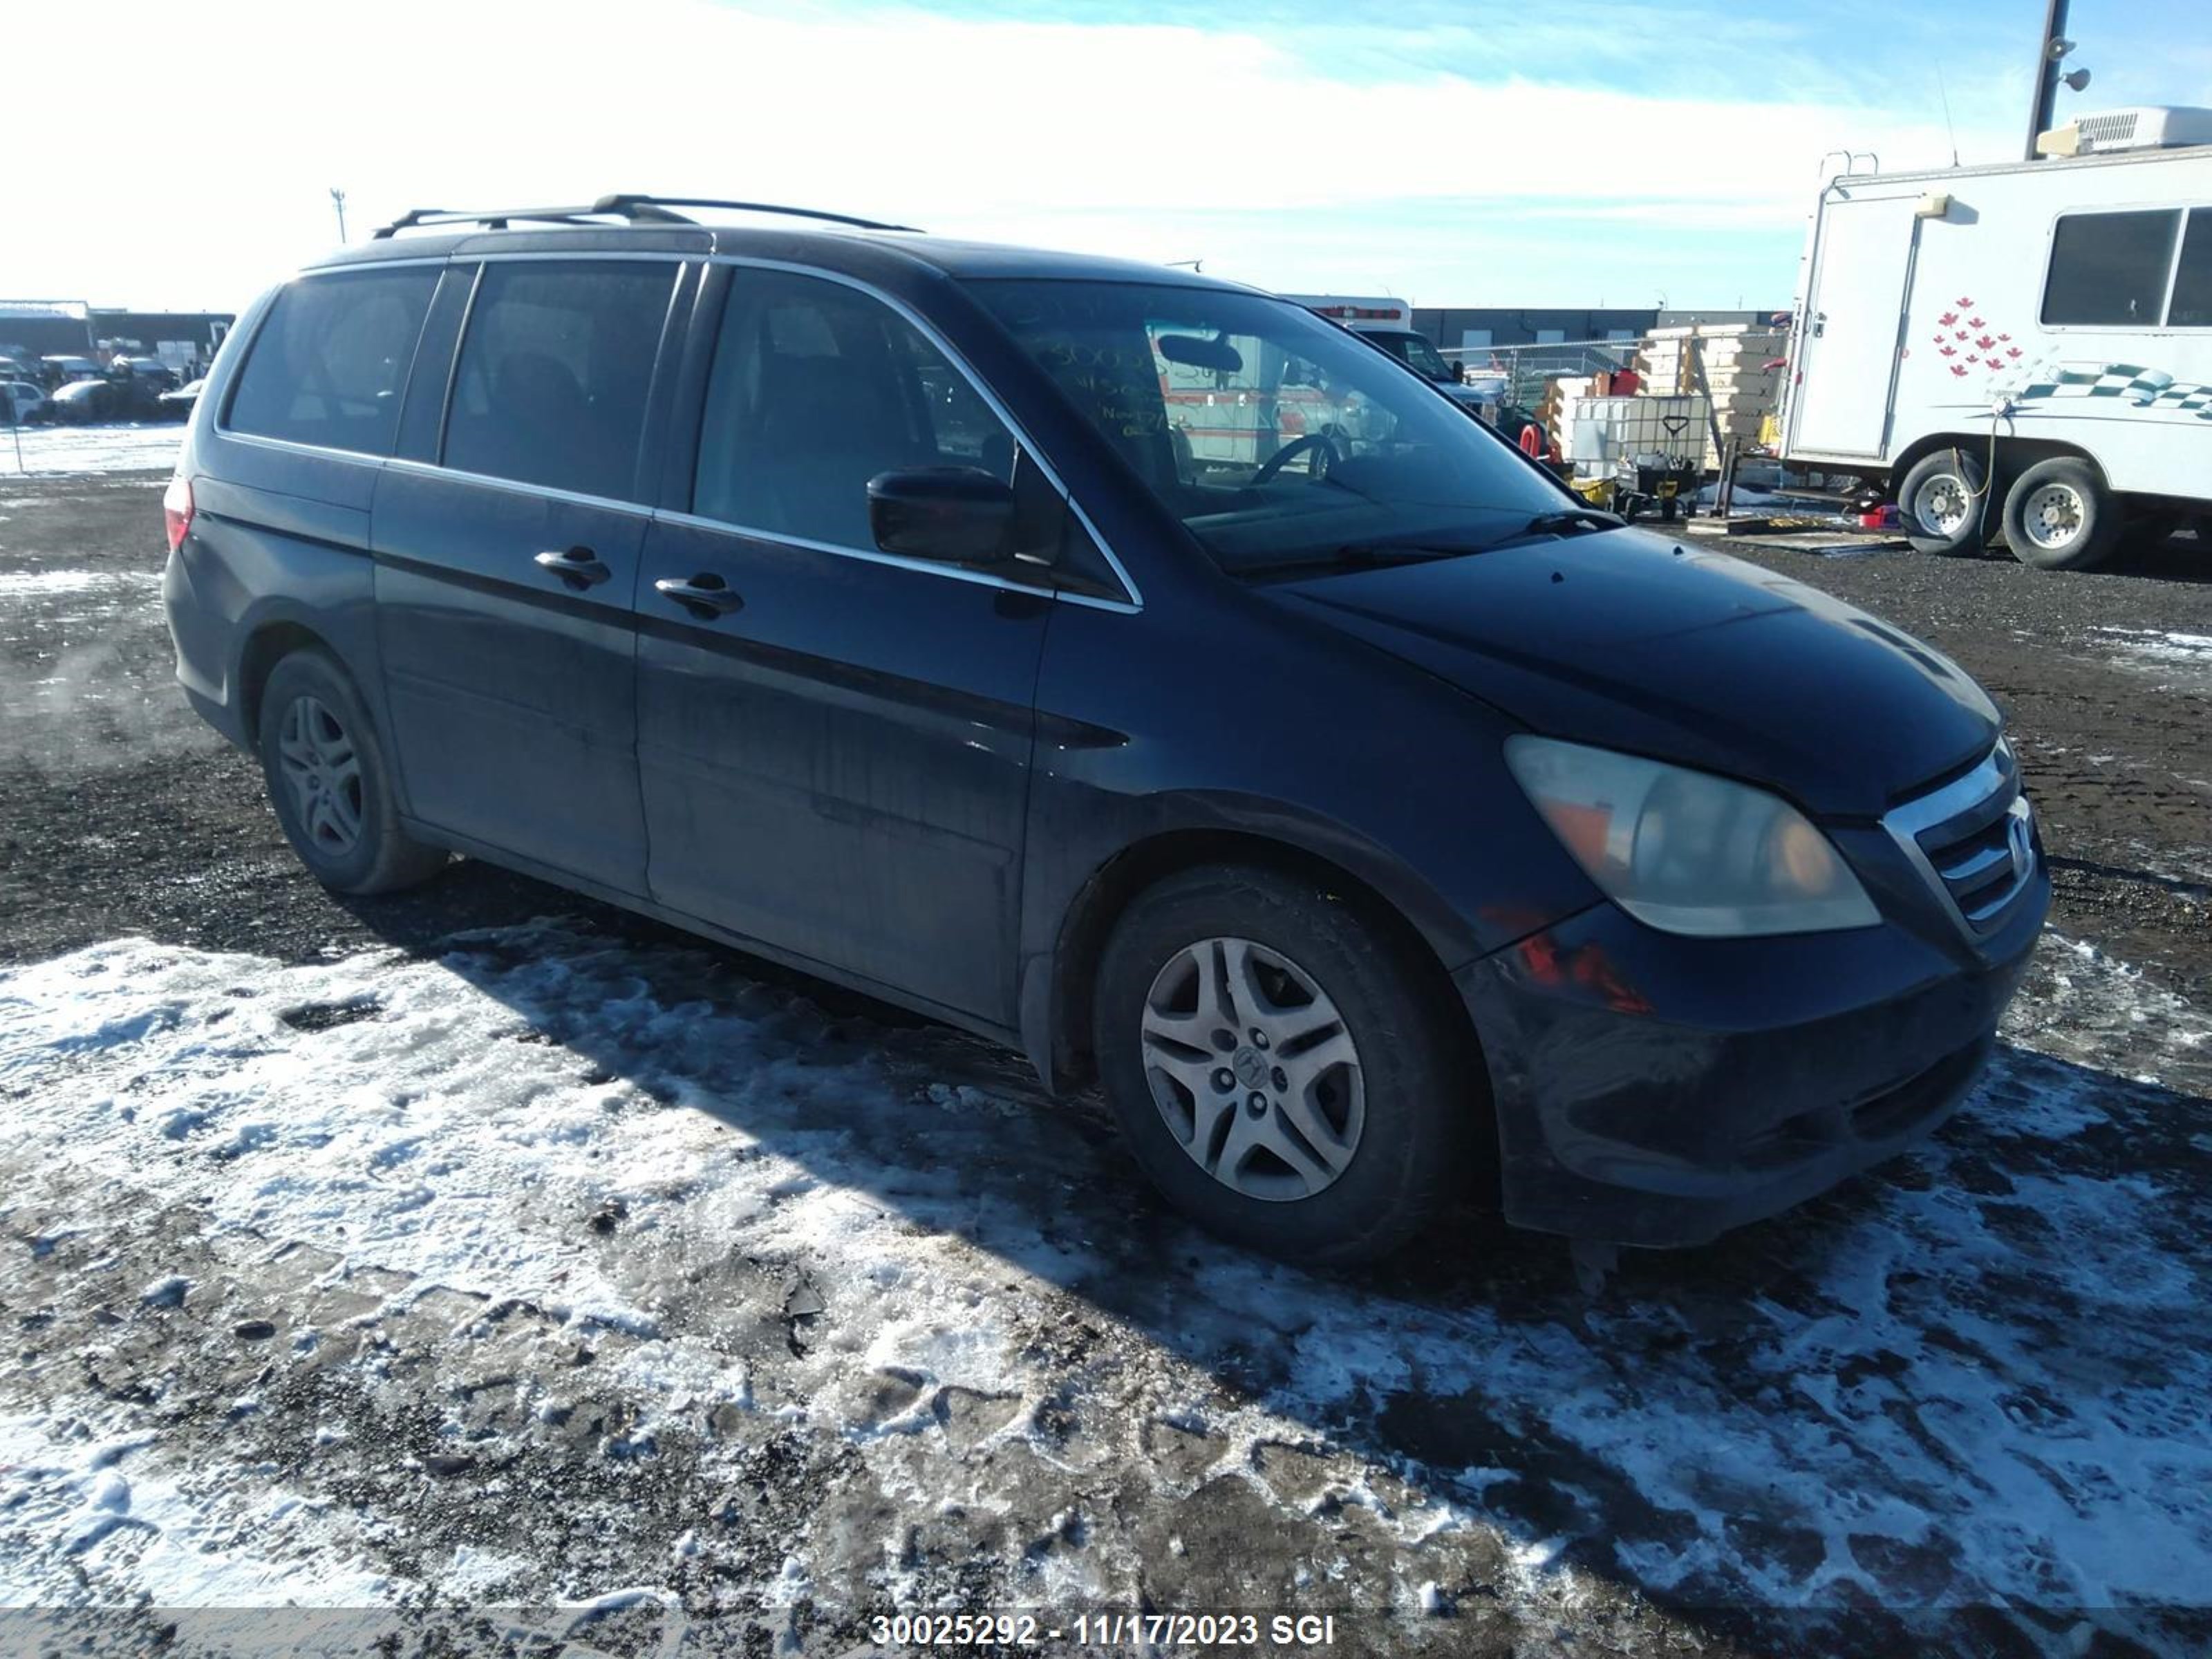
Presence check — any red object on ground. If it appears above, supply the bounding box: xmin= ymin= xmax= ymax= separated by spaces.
xmin=1517 ymin=422 xmax=1546 ymax=458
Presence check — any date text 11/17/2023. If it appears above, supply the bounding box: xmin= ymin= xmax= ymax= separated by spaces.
xmin=865 ymin=1612 xmax=1342 ymax=1647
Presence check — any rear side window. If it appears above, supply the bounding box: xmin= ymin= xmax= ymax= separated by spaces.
xmin=2166 ymin=209 xmax=2212 ymax=328
xmin=693 ymin=270 xmax=1020 ymax=550
xmin=2041 ymin=209 xmax=2181 ymax=326
xmin=226 ymin=269 xmax=436 ymax=454
xmin=443 ymin=261 xmax=677 ymax=503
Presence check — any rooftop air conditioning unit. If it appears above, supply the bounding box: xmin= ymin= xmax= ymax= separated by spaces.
xmin=2037 ymin=106 xmax=2212 ymax=157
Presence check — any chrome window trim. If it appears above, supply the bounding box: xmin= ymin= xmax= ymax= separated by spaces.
xmin=384 ymin=454 xmax=656 ymax=518
xmin=295 ymin=256 xmax=453 ymax=276
xmin=702 ymin=252 xmax=1144 ymax=612
xmin=212 ymin=429 xmax=389 ymax=467
xmin=654 ymin=507 xmax=1076 ymax=601
xmin=1880 ymin=744 xmax=2037 ymax=936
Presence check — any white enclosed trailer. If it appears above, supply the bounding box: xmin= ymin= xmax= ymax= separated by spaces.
xmin=1780 ymin=109 xmax=2212 ymax=569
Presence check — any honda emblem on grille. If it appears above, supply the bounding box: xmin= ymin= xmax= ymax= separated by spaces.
xmin=2006 ymin=809 xmax=2033 ymax=882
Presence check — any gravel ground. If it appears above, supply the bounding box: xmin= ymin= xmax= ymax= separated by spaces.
xmin=2 ymin=465 xmax=2209 ymax=1658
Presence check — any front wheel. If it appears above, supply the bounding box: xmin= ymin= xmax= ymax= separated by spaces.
xmin=1092 ymin=865 xmax=1474 ymax=1266
xmin=2002 ymin=457 xmax=2118 ymax=572
xmin=256 ymin=649 xmax=448 ymax=894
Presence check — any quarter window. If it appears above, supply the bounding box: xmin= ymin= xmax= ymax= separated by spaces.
xmin=2165 ymin=209 xmax=2212 ymax=328
xmin=226 ymin=268 xmax=436 ymax=455
xmin=2041 ymin=209 xmax=2181 ymax=326
xmin=693 ymin=270 xmax=1027 ymax=552
xmin=443 ymin=261 xmax=676 ymax=503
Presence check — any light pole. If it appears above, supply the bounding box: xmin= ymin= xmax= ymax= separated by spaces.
xmin=2025 ymin=0 xmax=2092 ymax=160
xmin=330 ymin=187 xmax=349 ymax=242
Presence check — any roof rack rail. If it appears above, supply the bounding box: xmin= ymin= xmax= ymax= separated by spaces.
xmin=371 ymin=195 xmax=921 ymax=240
xmin=592 ymin=194 xmax=922 ymax=232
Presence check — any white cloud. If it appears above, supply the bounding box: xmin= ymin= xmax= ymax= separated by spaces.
xmin=7 ymin=0 xmax=2017 ymax=308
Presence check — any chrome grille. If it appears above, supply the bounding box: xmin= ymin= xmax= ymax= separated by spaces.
xmin=1883 ymin=744 xmax=2038 ymax=935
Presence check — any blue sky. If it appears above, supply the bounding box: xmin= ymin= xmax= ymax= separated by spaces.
xmin=14 ymin=0 xmax=2210 ymax=312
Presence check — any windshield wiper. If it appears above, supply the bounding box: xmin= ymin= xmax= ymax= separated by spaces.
xmin=1523 ymin=507 xmax=1625 ymax=537
xmin=1232 ymin=509 xmax=1627 ymax=579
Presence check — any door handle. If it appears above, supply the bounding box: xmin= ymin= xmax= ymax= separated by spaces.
xmin=655 ymin=574 xmax=744 ymax=619
xmin=534 ymin=546 xmax=610 ymax=589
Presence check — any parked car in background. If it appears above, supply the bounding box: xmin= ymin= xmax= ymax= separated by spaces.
xmin=3 ymin=381 xmax=49 ymax=426
xmin=50 ymin=378 xmax=119 ymax=423
xmin=1280 ymin=294 xmax=1493 ymax=417
xmin=158 ymin=377 xmax=204 ymax=420
xmin=41 ymin=355 xmax=104 ymax=385
xmin=161 ymin=195 xmax=2048 ymax=1266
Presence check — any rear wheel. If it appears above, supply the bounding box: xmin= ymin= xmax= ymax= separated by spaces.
xmin=2002 ymin=457 xmax=2119 ymax=572
xmin=1093 ymin=865 xmax=1473 ymax=1266
xmin=256 ymin=650 xmax=447 ymax=894
xmin=1897 ymin=449 xmax=1992 ymax=556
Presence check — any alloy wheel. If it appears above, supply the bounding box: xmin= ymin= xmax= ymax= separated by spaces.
xmin=276 ymin=694 xmax=364 ymax=855
xmin=1139 ymin=937 xmax=1365 ymax=1202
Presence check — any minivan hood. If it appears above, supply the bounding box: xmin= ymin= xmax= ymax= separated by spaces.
xmin=1271 ymin=529 xmax=1999 ymax=818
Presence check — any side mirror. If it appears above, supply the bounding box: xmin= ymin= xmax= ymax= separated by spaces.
xmin=868 ymin=467 xmax=1017 ymax=564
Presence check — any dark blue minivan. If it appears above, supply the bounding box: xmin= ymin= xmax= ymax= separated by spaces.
xmin=160 ymin=196 xmax=2047 ymax=1264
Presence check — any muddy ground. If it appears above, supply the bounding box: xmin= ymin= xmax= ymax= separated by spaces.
xmin=2 ymin=468 xmax=2209 ymax=1658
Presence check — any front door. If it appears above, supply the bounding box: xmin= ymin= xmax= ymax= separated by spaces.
xmin=373 ymin=258 xmax=682 ymax=892
xmin=635 ymin=267 xmax=1060 ymax=1022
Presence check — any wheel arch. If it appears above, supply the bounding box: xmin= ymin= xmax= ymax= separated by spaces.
xmin=1890 ymin=431 xmax=2113 ymax=499
xmin=1038 ymin=824 xmax=1485 ymax=1102
xmin=234 ymin=614 xmax=344 ymax=740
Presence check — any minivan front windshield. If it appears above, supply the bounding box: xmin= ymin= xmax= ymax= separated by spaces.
xmin=967 ymin=279 xmax=1568 ymax=575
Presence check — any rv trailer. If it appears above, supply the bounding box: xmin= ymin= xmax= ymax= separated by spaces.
xmin=1781 ymin=108 xmax=2212 ymax=570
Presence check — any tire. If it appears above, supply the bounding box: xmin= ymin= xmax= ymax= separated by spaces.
xmin=2001 ymin=456 xmax=2119 ymax=572
xmin=255 ymin=649 xmax=447 ymax=894
xmin=1897 ymin=448 xmax=1993 ymax=556
xmin=1092 ymin=864 xmax=1474 ymax=1267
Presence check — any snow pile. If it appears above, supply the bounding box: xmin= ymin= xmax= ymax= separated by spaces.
xmin=1 ymin=424 xmax=181 ymax=476
xmin=1 ymin=921 xmax=2209 ymax=1651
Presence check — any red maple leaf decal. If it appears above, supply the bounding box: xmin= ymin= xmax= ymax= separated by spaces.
xmin=1939 ymin=344 xmax=1958 ymax=356
xmin=1954 ymin=329 xmax=1970 ymax=340
xmin=1951 ymin=364 xmax=1970 ymax=377
xmin=1968 ymin=316 xmax=1985 ymax=328
xmin=2007 ymin=346 xmax=2023 ymax=358
xmin=1997 ymin=332 xmax=2011 ymax=341
xmin=1976 ymin=335 xmax=1996 ymax=350
xmin=1956 ymin=296 xmax=1974 ymax=306
xmin=1939 ymin=311 xmax=1960 ymax=326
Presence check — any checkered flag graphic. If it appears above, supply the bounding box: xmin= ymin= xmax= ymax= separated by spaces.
xmin=2016 ymin=364 xmax=2212 ymax=418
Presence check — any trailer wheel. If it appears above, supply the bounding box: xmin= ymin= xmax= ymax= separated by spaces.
xmin=1898 ymin=449 xmax=1992 ymax=556
xmin=2002 ymin=458 xmax=2119 ymax=572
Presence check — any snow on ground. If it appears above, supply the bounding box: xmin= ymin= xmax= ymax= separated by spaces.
xmin=2090 ymin=627 xmax=2212 ymax=695
xmin=2 ymin=918 xmax=2209 ymax=1653
xmin=1 ymin=422 xmax=180 ymax=477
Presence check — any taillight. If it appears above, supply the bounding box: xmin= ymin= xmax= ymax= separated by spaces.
xmin=162 ymin=474 xmax=194 ymax=553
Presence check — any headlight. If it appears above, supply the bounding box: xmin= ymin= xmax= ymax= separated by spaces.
xmin=1505 ymin=737 xmax=1880 ymax=937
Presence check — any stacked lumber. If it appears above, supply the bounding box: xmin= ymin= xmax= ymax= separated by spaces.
xmin=1637 ymin=326 xmax=1783 ymax=465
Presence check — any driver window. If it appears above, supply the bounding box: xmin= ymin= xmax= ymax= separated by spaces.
xmin=694 ymin=270 xmax=1059 ymax=559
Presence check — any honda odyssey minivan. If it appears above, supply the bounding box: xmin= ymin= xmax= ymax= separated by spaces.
xmin=161 ymin=196 xmax=2047 ymax=1265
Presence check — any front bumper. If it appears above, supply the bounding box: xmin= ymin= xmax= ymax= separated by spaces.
xmin=1456 ymin=860 xmax=2047 ymax=1248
